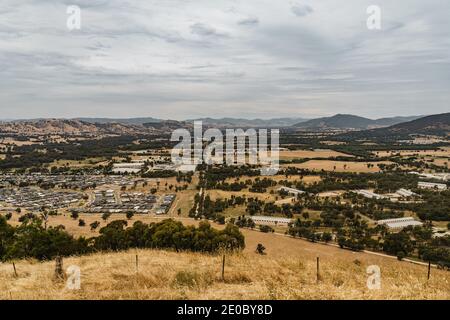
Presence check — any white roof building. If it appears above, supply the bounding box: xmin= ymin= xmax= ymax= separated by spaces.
xmin=249 ymin=215 xmax=292 ymax=226
xmin=377 ymin=217 xmax=423 ymax=230
xmin=112 ymin=162 xmax=145 ymax=174
xmin=278 ymin=186 xmax=305 ymax=196
xmin=418 ymin=181 xmax=447 ymax=190
xmin=409 ymin=171 xmax=450 ymax=181
xmin=395 ymin=188 xmax=417 ymax=198
xmin=355 ymin=190 xmax=387 ymax=199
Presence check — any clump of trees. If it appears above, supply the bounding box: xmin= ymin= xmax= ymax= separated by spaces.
xmin=0 ymin=216 xmax=245 ymax=261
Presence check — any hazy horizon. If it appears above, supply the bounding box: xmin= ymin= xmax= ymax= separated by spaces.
xmin=0 ymin=113 xmax=432 ymax=122
xmin=1 ymin=1 xmax=449 ymax=119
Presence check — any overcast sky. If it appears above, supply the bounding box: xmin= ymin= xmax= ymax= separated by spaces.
xmin=0 ymin=0 xmax=449 ymax=120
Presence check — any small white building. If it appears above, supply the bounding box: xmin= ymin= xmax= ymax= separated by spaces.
xmin=377 ymin=217 xmax=423 ymax=230
xmin=112 ymin=162 xmax=145 ymax=174
xmin=409 ymin=171 xmax=450 ymax=182
xmin=395 ymin=188 xmax=417 ymax=198
xmin=278 ymin=186 xmax=305 ymax=196
xmin=418 ymin=181 xmax=447 ymax=191
xmin=249 ymin=215 xmax=292 ymax=226
xmin=175 ymin=164 xmax=197 ymax=172
xmin=355 ymin=190 xmax=386 ymax=200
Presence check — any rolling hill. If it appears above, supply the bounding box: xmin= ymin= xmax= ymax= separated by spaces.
xmin=75 ymin=117 xmax=162 ymax=125
xmin=292 ymin=114 xmax=422 ymax=130
xmin=0 ymin=119 xmax=154 ymax=136
xmin=337 ymin=112 xmax=450 ymax=140
xmin=385 ymin=112 xmax=450 ymax=135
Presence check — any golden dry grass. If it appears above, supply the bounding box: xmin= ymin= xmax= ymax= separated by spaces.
xmin=279 ymin=149 xmax=353 ymax=160
xmin=1 ymin=248 xmax=448 ymax=300
xmin=1 ymin=213 xmax=449 ymax=300
xmin=48 ymin=157 xmax=107 ymax=169
xmin=282 ymin=160 xmax=393 ymax=173
xmin=225 ymin=175 xmax=322 ymax=185
xmin=373 ymin=148 xmax=450 ymax=158
xmin=426 ymin=157 xmax=450 ymax=169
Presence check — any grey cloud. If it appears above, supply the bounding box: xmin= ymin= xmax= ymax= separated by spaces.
xmin=0 ymin=0 xmax=449 ymax=119
xmin=190 ymin=23 xmax=228 ymax=38
xmin=291 ymin=4 xmax=313 ymax=17
xmin=238 ymin=17 xmax=259 ymax=26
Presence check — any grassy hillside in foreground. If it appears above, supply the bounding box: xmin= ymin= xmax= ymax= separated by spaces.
xmin=1 ymin=249 xmax=448 ymax=300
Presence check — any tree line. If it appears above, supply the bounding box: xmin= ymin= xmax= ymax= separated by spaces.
xmin=0 ymin=215 xmax=245 ymax=261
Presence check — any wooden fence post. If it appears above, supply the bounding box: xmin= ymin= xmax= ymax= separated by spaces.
xmin=316 ymin=256 xmax=320 ymax=283
xmin=222 ymin=254 xmax=226 ymax=281
xmin=12 ymin=262 xmax=18 ymax=277
xmin=427 ymin=261 xmax=431 ymax=280
xmin=54 ymin=256 xmax=64 ymax=280
xmin=136 ymin=254 xmax=139 ymax=273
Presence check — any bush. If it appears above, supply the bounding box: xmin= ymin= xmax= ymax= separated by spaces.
xmin=90 ymin=221 xmax=100 ymax=231
xmin=397 ymin=251 xmax=406 ymax=261
xmin=259 ymin=225 xmax=274 ymax=233
xmin=256 ymin=243 xmax=266 ymax=255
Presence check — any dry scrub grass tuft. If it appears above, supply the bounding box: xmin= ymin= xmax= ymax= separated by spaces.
xmin=1 ymin=249 xmax=449 ymax=300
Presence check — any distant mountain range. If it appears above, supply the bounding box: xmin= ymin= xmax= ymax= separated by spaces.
xmin=75 ymin=117 xmax=162 ymax=125
xmin=75 ymin=116 xmax=307 ymax=127
xmin=187 ymin=117 xmax=308 ymax=128
xmin=1 ymin=115 xmax=422 ymax=130
xmin=0 ymin=113 xmax=447 ymax=138
xmin=292 ymin=114 xmax=422 ymax=130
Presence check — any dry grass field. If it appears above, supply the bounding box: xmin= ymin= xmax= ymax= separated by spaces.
xmin=279 ymin=149 xmax=353 ymax=160
xmin=206 ymin=189 xmax=275 ymax=202
xmin=426 ymin=157 xmax=450 ymax=169
xmin=373 ymin=148 xmax=450 ymax=158
xmin=0 ymin=137 xmax=42 ymax=146
xmin=282 ymin=160 xmax=393 ymax=173
xmin=48 ymin=157 xmax=107 ymax=168
xmin=225 ymin=175 xmax=322 ymax=185
xmin=1 ymin=246 xmax=448 ymax=300
xmin=1 ymin=213 xmax=449 ymax=300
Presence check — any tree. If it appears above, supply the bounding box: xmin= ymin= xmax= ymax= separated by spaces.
xmin=383 ymin=231 xmax=414 ymax=257
xmin=90 ymin=221 xmax=100 ymax=231
xmin=396 ymin=251 xmax=406 ymax=261
xmin=78 ymin=219 xmax=86 ymax=227
xmin=126 ymin=211 xmax=134 ymax=220
xmin=215 ymin=215 xmax=225 ymax=225
xmin=259 ymin=225 xmax=274 ymax=233
xmin=70 ymin=211 xmax=79 ymax=220
xmin=40 ymin=211 xmax=49 ymax=230
xmin=321 ymin=232 xmax=332 ymax=243
xmin=102 ymin=212 xmax=112 ymax=221
xmin=256 ymin=243 xmax=266 ymax=255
